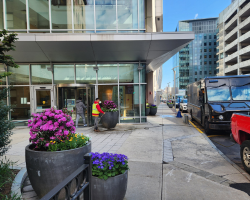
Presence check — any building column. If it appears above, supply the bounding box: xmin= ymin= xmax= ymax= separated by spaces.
xmin=146 ymin=72 xmax=154 ymax=104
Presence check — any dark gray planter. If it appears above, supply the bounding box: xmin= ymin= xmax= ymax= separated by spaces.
xmin=100 ymin=111 xmax=119 ymax=129
xmin=91 ymin=170 xmax=128 ymax=200
xmin=25 ymin=142 xmax=91 ymax=199
xmin=146 ymin=108 xmax=150 ymax=116
xmin=149 ymin=107 xmax=157 ymax=115
xmin=168 ymin=104 xmax=173 ymax=108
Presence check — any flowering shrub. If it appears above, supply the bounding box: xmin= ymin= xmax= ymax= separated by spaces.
xmin=91 ymin=152 xmax=129 ymax=180
xmin=101 ymin=100 xmax=118 ymax=112
xmin=28 ymin=108 xmax=76 ymax=150
xmin=150 ymin=104 xmax=157 ymax=108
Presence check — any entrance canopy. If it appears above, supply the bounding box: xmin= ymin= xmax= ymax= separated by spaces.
xmin=9 ymin=32 xmax=194 ymax=72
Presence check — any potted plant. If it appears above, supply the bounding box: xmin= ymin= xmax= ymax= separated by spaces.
xmin=25 ymin=108 xmax=91 ymax=199
xmin=150 ymin=104 xmax=157 ymax=115
xmin=91 ymin=152 xmax=129 ymax=200
xmin=168 ymin=103 xmax=174 ymax=108
xmin=100 ymin=100 xmax=119 ymax=129
xmin=146 ymin=103 xmax=150 ymax=116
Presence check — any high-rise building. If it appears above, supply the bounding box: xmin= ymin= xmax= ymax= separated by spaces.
xmin=173 ymin=18 xmax=218 ymax=89
xmin=0 ymin=0 xmax=194 ymax=124
xmin=218 ymin=0 xmax=250 ymax=76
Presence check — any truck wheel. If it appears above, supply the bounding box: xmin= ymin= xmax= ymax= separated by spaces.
xmin=204 ymin=119 xmax=211 ymax=135
xmin=240 ymin=141 xmax=250 ymax=174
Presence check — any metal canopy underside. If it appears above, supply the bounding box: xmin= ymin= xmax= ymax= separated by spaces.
xmin=9 ymin=32 xmax=194 ymax=71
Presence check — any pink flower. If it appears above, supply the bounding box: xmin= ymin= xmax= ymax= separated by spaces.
xmin=28 ymin=119 xmax=32 ymax=123
xmin=64 ymin=130 xmax=69 ymax=136
xmin=62 ymin=117 xmax=67 ymax=122
xmin=50 ymin=136 xmax=56 ymax=140
xmin=42 ymin=116 xmax=47 ymax=120
xmin=45 ymin=143 xmax=50 ymax=147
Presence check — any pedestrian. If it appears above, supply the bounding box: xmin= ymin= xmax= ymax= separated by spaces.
xmin=92 ymin=97 xmax=105 ymax=132
xmin=76 ymin=97 xmax=87 ymax=128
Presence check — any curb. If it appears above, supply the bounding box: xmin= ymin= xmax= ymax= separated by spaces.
xmin=11 ymin=167 xmax=27 ymax=199
xmin=189 ymin=121 xmax=250 ymax=182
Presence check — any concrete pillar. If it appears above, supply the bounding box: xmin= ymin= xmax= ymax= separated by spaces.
xmin=146 ymin=72 xmax=154 ymax=104
xmin=237 ymin=67 xmax=242 ymax=75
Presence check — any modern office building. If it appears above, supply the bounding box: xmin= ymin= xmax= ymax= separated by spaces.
xmin=173 ymin=18 xmax=218 ymax=89
xmin=217 ymin=0 xmax=250 ymax=76
xmin=0 ymin=0 xmax=194 ymax=125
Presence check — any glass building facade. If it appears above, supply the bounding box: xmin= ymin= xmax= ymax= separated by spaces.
xmin=173 ymin=18 xmax=218 ymax=89
xmin=1 ymin=0 xmax=145 ymax=33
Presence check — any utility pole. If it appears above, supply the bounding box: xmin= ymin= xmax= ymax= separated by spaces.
xmin=172 ymin=66 xmax=178 ymax=113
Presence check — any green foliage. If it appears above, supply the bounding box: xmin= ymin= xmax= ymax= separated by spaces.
xmin=101 ymin=107 xmax=119 ymax=112
xmin=0 ymin=157 xmax=21 ymax=200
xmin=0 ymin=88 xmax=14 ymax=156
xmin=48 ymin=134 xmax=90 ymax=152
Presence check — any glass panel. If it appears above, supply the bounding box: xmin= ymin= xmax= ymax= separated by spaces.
xmin=232 ymin=85 xmax=250 ymax=100
xmin=73 ymin=0 xmax=94 ymax=30
xmin=119 ymin=64 xmax=139 ymax=83
xmin=0 ymin=64 xmax=6 ymax=85
xmin=139 ymin=0 xmax=145 ymax=29
xmin=141 ymin=85 xmax=145 ymax=116
xmin=10 ymin=87 xmax=30 ymax=120
xmin=0 ymin=0 xmax=3 ymax=29
xmin=207 ymin=87 xmax=231 ymax=101
xmin=8 ymin=65 xmax=29 ymax=85
xmin=119 ymin=85 xmax=139 ymax=118
xmin=140 ymin=64 xmax=146 ymax=83
xmin=36 ymin=90 xmax=51 ymax=109
xmin=28 ymin=0 xmax=50 ymax=29
xmin=51 ymin=0 xmax=72 ymax=30
xmin=76 ymin=64 xmax=96 ymax=84
xmin=98 ymin=64 xmax=118 ymax=83
xmin=117 ymin=0 xmax=138 ymax=29
xmin=6 ymin=0 xmax=27 ymax=29
xmin=95 ymin=0 xmax=116 ymax=29
xmin=76 ymin=88 xmax=87 ymax=124
xmin=120 ymin=118 xmax=140 ymax=123
xmin=98 ymin=85 xmax=118 ymax=106
xmin=54 ymin=65 xmax=74 ymax=84
xmin=31 ymin=65 xmax=52 ymax=85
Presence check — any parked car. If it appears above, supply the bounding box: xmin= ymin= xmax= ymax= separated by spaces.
xmin=187 ymin=75 xmax=250 ymax=134
xmin=180 ymin=99 xmax=188 ymax=112
xmin=231 ymin=113 xmax=250 ymax=174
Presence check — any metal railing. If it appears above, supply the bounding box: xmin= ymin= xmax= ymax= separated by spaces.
xmin=40 ymin=153 xmax=92 ymax=200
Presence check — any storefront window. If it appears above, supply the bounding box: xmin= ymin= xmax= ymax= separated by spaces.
xmin=8 ymin=65 xmax=30 ymax=85
xmin=140 ymin=64 xmax=146 ymax=83
xmin=10 ymin=87 xmax=30 ymax=120
xmin=98 ymin=64 xmax=118 ymax=83
xmin=54 ymin=65 xmax=74 ymax=84
xmin=95 ymin=0 xmax=116 ymax=29
xmin=6 ymin=0 xmax=27 ymax=29
xmin=76 ymin=64 xmax=96 ymax=84
xmin=73 ymin=0 xmax=94 ymax=30
xmin=117 ymin=0 xmax=138 ymax=29
xmin=119 ymin=64 xmax=139 ymax=83
xmin=51 ymin=0 xmax=72 ymax=30
xmin=0 ymin=64 xmax=6 ymax=85
xmin=28 ymin=0 xmax=50 ymax=29
xmin=139 ymin=0 xmax=145 ymax=29
xmin=31 ymin=65 xmax=52 ymax=85
xmin=98 ymin=85 xmax=118 ymax=106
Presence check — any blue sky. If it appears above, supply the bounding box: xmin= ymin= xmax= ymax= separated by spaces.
xmin=161 ymin=0 xmax=232 ymax=89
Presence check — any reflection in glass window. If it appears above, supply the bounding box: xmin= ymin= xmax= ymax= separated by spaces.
xmin=31 ymin=65 xmax=52 ymax=85
xmin=98 ymin=64 xmax=118 ymax=83
xmin=96 ymin=0 xmax=116 ymax=29
xmin=139 ymin=0 xmax=145 ymax=29
xmin=73 ymin=0 xmax=94 ymax=30
xmin=29 ymin=0 xmax=50 ymax=29
xmin=232 ymin=85 xmax=250 ymax=100
xmin=6 ymin=0 xmax=27 ymax=29
xmin=207 ymin=87 xmax=231 ymax=101
xmin=36 ymin=90 xmax=51 ymax=109
xmin=119 ymin=64 xmax=139 ymax=83
xmin=51 ymin=0 xmax=72 ymax=30
xmin=76 ymin=64 xmax=96 ymax=84
xmin=98 ymin=85 xmax=118 ymax=106
xmin=118 ymin=0 xmax=138 ymax=29
xmin=8 ymin=65 xmax=29 ymax=85
xmin=54 ymin=65 xmax=74 ymax=84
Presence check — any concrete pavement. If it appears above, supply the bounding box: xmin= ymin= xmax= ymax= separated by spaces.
xmin=3 ymin=103 xmax=250 ymax=199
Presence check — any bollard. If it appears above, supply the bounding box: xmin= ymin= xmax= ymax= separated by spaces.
xmin=183 ymin=114 xmax=188 ymax=124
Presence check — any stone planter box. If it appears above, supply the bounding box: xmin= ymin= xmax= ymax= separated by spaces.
xmin=25 ymin=142 xmax=91 ymax=199
xmin=146 ymin=108 xmax=150 ymax=116
xmin=91 ymin=170 xmax=128 ymax=200
xmin=149 ymin=107 xmax=157 ymax=115
xmin=100 ymin=112 xmax=119 ymax=129
xmin=168 ymin=104 xmax=173 ymax=108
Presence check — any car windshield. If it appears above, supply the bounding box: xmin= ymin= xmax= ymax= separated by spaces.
xmin=207 ymin=87 xmax=231 ymax=101
xmin=183 ymin=99 xmax=187 ymax=103
xmin=232 ymin=84 xmax=250 ymax=100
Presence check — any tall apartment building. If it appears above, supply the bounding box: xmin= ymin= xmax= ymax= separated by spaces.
xmin=218 ymin=0 xmax=250 ymax=76
xmin=0 ymin=0 xmax=194 ymax=124
xmin=173 ymin=18 xmax=218 ymax=89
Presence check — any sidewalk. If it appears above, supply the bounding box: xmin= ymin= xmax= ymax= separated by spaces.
xmin=3 ymin=103 xmax=250 ymax=199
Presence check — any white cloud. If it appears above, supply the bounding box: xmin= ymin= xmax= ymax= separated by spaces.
xmin=195 ymin=14 xmax=198 ymax=19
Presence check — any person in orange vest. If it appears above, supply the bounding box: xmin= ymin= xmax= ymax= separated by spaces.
xmin=92 ymin=97 xmax=105 ymax=132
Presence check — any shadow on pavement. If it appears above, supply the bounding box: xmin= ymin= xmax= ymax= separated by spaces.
xmin=230 ymin=183 xmax=250 ymax=196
